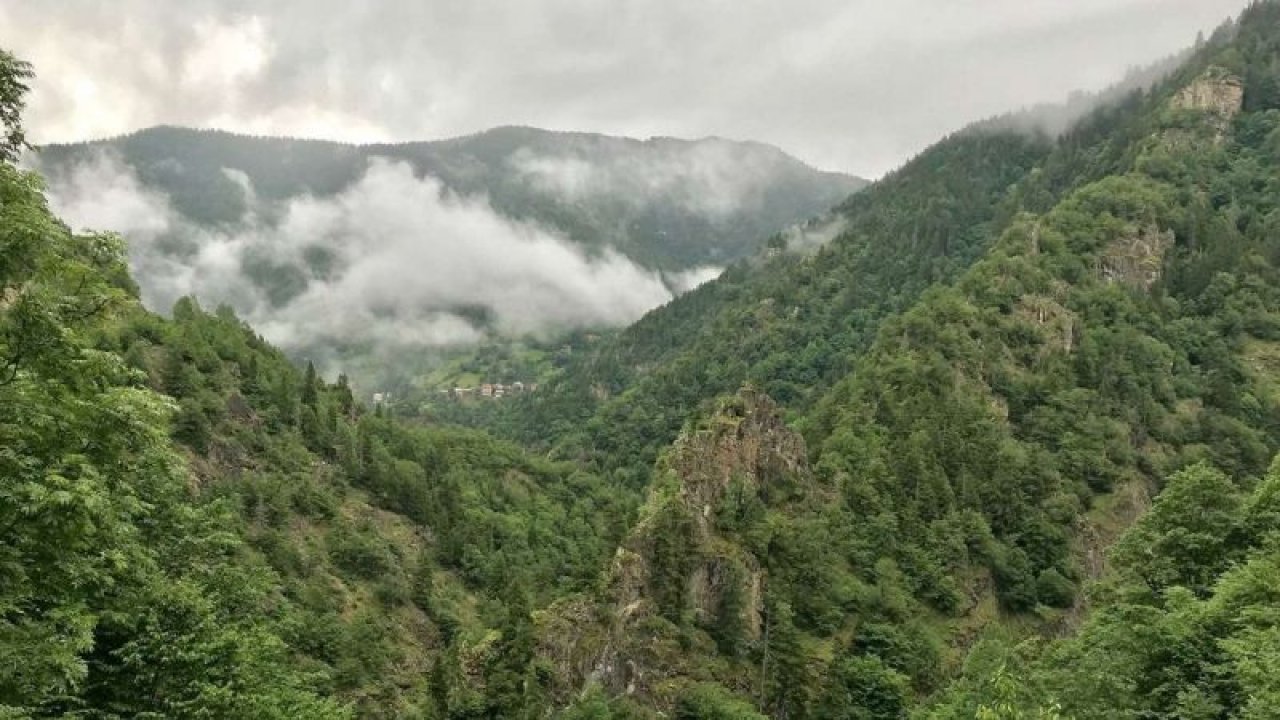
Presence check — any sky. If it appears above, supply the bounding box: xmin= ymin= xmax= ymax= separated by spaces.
xmin=1 ymin=0 xmax=1249 ymax=178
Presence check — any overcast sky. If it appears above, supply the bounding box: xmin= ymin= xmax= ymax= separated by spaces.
xmin=3 ymin=0 xmax=1248 ymax=178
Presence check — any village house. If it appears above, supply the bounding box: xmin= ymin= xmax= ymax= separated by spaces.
xmin=439 ymin=381 xmax=538 ymax=401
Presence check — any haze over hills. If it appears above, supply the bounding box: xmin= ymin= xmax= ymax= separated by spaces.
xmin=33 ymin=126 xmax=864 ymax=373
xmin=6 ymin=2 xmax=1280 ymax=719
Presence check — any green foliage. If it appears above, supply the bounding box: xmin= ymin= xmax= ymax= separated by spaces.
xmin=0 ymin=53 xmax=349 ymax=716
xmin=1042 ymin=458 xmax=1280 ymax=719
xmin=972 ymin=664 xmax=1063 ymax=720
xmin=930 ymin=456 xmax=1280 ymax=720
xmin=709 ymin=559 xmax=748 ymax=656
xmin=1112 ymin=462 xmax=1244 ymax=594
xmin=812 ymin=655 xmax=911 ymax=720
xmin=674 ymin=683 xmax=767 ymax=720
xmin=558 ymin=685 xmax=656 ymax=720
xmin=10 ymin=3 xmax=1280 ymax=717
xmin=0 ymin=50 xmax=31 ymax=162
xmin=649 ymin=497 xmax=698 ymax=622
xmin=111 ymin=296 xmax=631 ymax=714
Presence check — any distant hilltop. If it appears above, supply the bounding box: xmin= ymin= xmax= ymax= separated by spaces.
xmin=37 ymin=124 xmax=867 ymax=274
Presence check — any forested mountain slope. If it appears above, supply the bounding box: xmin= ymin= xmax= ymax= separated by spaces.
xmin=504 ymin=2 xmax=1280 ymax=498
xmin=509 ymin=3 xmax=1280 ymax=716
xmin=513 ymin=130 xmax=1050 ymax=485
xmin=33 ymin=126 xmax=864 ymax=398
xmin=36 ymin=125 xmax=864 ymax=273
xmin=3 ymin=51 xmax=637 ymax=717
xmin=5 ymin=2 xmax=1280 ymax=719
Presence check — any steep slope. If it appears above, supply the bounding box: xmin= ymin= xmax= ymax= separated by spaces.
xmin=117 ymin=300 xmax=636 ymax=717
xmin=540 ymin=390 xmax=816 ymax=709
xmin=506 ymin=130 xmax=1050 ymax=486
xmin=509 ymin=3 xmax=1279 ymax=497
xmin=36 ymin=125 xmax=865 ymax=273
xmin=7 ymin=3 xmax=1280 ymax=718
xmin=927 ymin=458 xmax=1280 ymax=719
xmin=2 ymin=59 xmax=637 ymax=716
xmin=525 ymin=4 xmax=1280 ymax=716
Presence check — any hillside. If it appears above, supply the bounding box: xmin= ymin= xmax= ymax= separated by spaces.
xmin=36 ymin=125 xmax=865 ymax=273
xmin=2 ymin=121 xmax=637 ymax=715
xmin=489 ymin=3 xmax=1280 ymax=715
xmin=32 ymin=126 xmax=863 ymax=397
xmin=5 ymin=2 xmax=1280 ymax=719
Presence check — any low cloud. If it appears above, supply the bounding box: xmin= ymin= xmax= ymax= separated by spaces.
xmin=666 ymin=266 xmax=723 ymax=294
xmin=6 ymin=0 xmax=1244 ymax=177
xmin=779 ymin=215 xmax=849 ymax=254
xmin=41 ymin=152 xmax=684 ymax=358
xmin=509 ymin=138 xmax=788 ymax=221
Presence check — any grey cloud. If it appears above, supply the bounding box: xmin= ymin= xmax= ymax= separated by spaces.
xmin=42 ymin=152 xmax=679 ymax=354
xmin=665 ymin=266 xmax=724 ymax=295
xmin=780 ymin=216 xmax=850 ymax=255
xmin=508 ymin=138 xmax=792 ymax=221
xmin=2 ymin=0 xmax=1248 ymax=177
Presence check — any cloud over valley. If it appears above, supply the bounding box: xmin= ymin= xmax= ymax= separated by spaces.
xmin=41 ymin=152 xmax=702 ymax=358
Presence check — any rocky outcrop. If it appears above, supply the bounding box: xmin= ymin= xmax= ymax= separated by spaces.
xmin=1016 ymin=292 xmax=1077 ymax=353
xmin=1172 ymin=68 xmax=1245 ymax=118
xmin=538 ymin=387 xmax=811 ymax=706
xmin=1167 ymin=67 xmax=1245 ymax=144
xmin=1099 ymin=224 xmax=1175 ymax=290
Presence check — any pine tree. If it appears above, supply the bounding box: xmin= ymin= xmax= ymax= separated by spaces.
xmin=302 ymin=360 xmax=319 ymax=406
xmin=428 ymin=652 xmax=452 ymax=719
xmin=488 ymin=578 xmax=538 ymax=717
xmin=762 ymin=598 xmax=810 ymax=717
xmin=711 ymin=560 xmax=747 ymax=657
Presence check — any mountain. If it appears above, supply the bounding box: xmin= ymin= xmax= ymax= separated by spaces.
xmin=32 ymin=126 xmax=864 ymax=394
xmin=476 ymin=3 xmax=1280 ymax=715
xmin=37 ymin=125 xmax=865 ymax=273
xmin=5 ymin=2 xmax=1280 ymax=719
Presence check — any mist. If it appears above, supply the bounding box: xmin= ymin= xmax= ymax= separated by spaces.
xmin=41 ymin=151 xmax=695 ymax=358
xmin=5 ymin=0 xmax=1246 ymax=177
xmin=509 ymin=138 xmax=790 ymax=222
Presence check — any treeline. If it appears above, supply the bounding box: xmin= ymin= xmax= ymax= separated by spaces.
xmin=2 ymin=51 xmax=637 ymax=714
xmin=534 ymin=3 xmax=1280 ymax=716
xmin=5 ymin=0 xmax=1280 ymax=717
xmin=928 ymin=456 xmax=1280 ymax=718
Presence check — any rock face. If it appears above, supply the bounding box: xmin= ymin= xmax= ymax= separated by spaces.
xmin=1172 ymin=68 xmax=1245 ymax=118
xmin=1016 ymin=291 xmax=1077 ymax=353
xmin=664 ymin=387 xmax=809 ymax=540
xmin=537 ymin=387 xmax=812 ymax=706
xmin=1168 ymin=67 xmax=1245 ymax=145
xmin=1099 ymin=224 xmax=1176 ymax=290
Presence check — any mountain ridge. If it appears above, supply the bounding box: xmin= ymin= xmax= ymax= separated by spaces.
xmin=5 ymin=3 xmax=1280 ymax=717
xmin=36 ymin=123 xmax=866 ymax=271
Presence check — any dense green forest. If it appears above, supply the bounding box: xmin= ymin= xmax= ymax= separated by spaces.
xmin=4 ymin=49 xmax=634 ymax=717
xmin=37 ymin=125 xmax=864 ymax=273
xmin=35 ymin=122 xmax=864 ymax=398
xmin=5 ymin=1 xmax=1280 ymax=717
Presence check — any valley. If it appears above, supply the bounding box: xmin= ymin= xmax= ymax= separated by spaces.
xmin=2 ymin=2 xmax=1279 ymax=718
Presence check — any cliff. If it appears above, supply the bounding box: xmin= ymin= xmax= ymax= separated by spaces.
xmin=539 ymin=388 xmax=816 ymax=707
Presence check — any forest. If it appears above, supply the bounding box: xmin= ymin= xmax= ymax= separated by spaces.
xmin=3 ymin=1 xmax=1280 ymax=717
